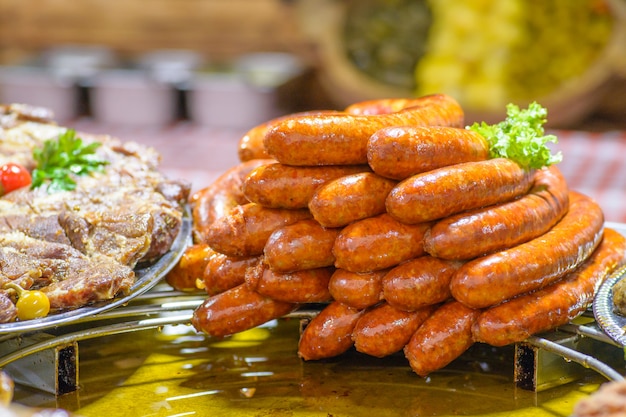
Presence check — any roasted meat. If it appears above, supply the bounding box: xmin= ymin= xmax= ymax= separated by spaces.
xmin=0 ymin=104 xmax=190 ymax=322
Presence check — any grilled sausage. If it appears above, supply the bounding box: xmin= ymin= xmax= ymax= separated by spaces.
xmin=264 ymin=219 xmax=340 ymax=273
xmin=237 ymin=123 xmax=273 ymax=162
xmin=450 ymin=191 xmax=605 ymax=309
xmin=206 ymin=202 xmax=312 ymax=257
xmin=238 ymin=111 xmax=340 ymax=162
xmin=382 ymin=256 xmax=464 ymax=311
xmin=473 ymin=227 xmax=626 ymax=346
xmin=190 ymin=159 xmax=273 ymax=243
xmin=404 ymin=300 xmax=481 ymax=377
xmin=264 ymin=94 xmax=464 ymax=166
xmin=298 ymin=301 xmax=365 ymax=360
xmin=203 ymin=253 xmax=260 ymax=295
xmin=352 ymin=302 xmax=436 ymax=358
xmin=191 ymin=283 xmax=297 ymax=338
xmin=424 ymin=165 xmax=569 ymax=260
xmin=386 ymin=158 xmax=535 ymax=224
xmin=242 ymin=163 xmax=370 ymax=209
xmin=166 ymin=243 xmax=216 ymax=292
xmin=309 ymin=172 xmax=397 ymax=228
xmin=328 ymin=268 xmax=387 ymax=309
xmin=245 ymin=261 xmax=333 ymax=303
xmin=333 ymin=213 xmax=431 ymax=273
xmin=367 ymin=126 xmax=489 ymax=180
xmin=344 ymin=97 xmax=445 ymax=115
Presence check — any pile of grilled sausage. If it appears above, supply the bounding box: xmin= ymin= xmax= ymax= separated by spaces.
xmin=166 ymin=93 xmax=626 ymax=377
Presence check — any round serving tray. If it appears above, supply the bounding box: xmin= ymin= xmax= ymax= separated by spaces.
xmin=0 ymin=211 xmax=192 ymax=336
xmin=593 ymin=263 xmax=626 ymax=346
xmin=592 ymin=221 xmax=626 ymax=346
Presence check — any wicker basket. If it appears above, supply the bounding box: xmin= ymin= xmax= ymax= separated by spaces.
xmin=295 ymin=0 xmax=626 ymax=128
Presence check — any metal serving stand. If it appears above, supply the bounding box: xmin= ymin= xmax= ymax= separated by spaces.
xmin=0 ymin=289 xmax=625 ymax=396
xmin=1 ymin=224 xmax=626 ymax=397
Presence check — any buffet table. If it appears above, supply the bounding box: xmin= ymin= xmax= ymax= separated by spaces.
xmin=3 ymin=119 xmax=625 ymax=416
xmin=69 ymin=120 xmax=626 ymax=224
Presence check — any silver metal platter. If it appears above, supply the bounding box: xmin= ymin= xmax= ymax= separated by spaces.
xmin=0 ymin=211 xmax=192 ymax=336
xmin=593 ymin=222 xmax=626 ymax=346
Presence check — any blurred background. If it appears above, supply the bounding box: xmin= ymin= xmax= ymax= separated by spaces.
xmin=0 ymin=0 xmax=625 ymax=131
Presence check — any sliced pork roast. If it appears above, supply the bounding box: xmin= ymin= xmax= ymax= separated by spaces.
xmin=0 ymin=104 xmax=190 ymax=321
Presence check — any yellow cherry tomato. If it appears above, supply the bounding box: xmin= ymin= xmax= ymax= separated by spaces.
xmin=15 ymin=289 xmax=50 ymax=321
xmin=4 ymin=283 xmax=51 ymax=321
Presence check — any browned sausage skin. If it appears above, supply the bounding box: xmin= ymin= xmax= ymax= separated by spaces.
xmin=190 ymin=159 xmax=274 ymax=243
xmin=386 ymin=158 xmax=535 ymax=224
xmin=298 ymin=301 xmax=365 ymax=361
xmin=382 ymin=256 xmax=464 ymax=311
xmin=242 ymin=163 xmax=370 ymax=209
xmin=238 ymin=111 xmax=341 ymax=162
xmin=237 ymin=123 xmax=273 ymax=162
xmin=404 ymin=300 xmax=480 ymax=377
xmin=333 ymin=213 xmax=431 ymax=273
xmin=328 ymin=268 xmax=387 ymax=309
xmin=203 ymin=253 xmax=260 ymax=295
xmin=450 ymin=191 xmax=605 ymax=309
xmin=367 ymin=126 xmax=489 ymax=180
xmin=309 ymin=172 xmax=397 ymax=228
xmin=264 ymin=94 xmax=464 ymax=166
xmin=424 ymin=165 xmax=569 ymax=260
xmin=264 ymin=219 xmax=340 ymax=273
xmin=473 ymin=228 xmax=626 ymax=346
xmin=166 ymin=243 xmax=216 ymax=292
xmin=344 ymin=97 xmax=445 ymax=115
xmin=245 ymin=261 xmax=333 ymax=303
xmin=206 ymin=202 xmax=312 ymax=257
xmin=352 ymin=302 xmax=436 ymax=358
xmin=191 ymin=283 xmax=297 ymax=338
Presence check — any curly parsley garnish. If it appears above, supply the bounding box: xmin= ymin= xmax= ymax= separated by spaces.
xmin=31 ymin=129 xmax=109 ymax=193
xmin=468 ymin=102 xmax=562 ymax=170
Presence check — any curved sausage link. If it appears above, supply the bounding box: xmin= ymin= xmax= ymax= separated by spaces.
xmin=309 ymin=172 xmax=397 ymax=228
xmin=383 ymin=256 xmax=464 ymax=311
xmin=206 ymin=203 xmax=312 ymax=257
xmin=203 ymin=253 xmax=260 ymax=296
xmin=264 ymin=219 xmax=341 ymax=273
xmin=367 ymin=126 xmax=489 ymax=180
xmin=191 ymin=159 xmax=273 ymax=243
xmin=242 ymin=163 xmax=370 ymax=209
xmin=264 ymin=94 xmax=464 ymax=166
xmin=245 ymin=261 xmax=333 ymax=304
xmin=450 ymin=191 xmax=605 ymax=309
xmin=333 ymin=213 xmax=431 ymax=273
xmin=298 ymin=301 xmax=365 ymax=361
xmin=191 ymin=283 xmax=297 ymax=338
xmin=424 ymin=165 xmax=569 ymax=260
xmin=328 ymin=268 xmax=387 ymax=309
xmin=386 ymin=158 xmax=535 ymax=224
xmin=473 ymin=227 xmax=626 ymax=346
xmin=352 ymin=302 xmax=436 ymax=358
xmin=404 ymin=300 xmax=481 ymax=377
xmin=166 ymin=243 xmax=216 ymax=292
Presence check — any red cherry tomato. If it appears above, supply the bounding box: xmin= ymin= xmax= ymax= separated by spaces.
xmin=0 ymin=162 xmax=32 ymax=196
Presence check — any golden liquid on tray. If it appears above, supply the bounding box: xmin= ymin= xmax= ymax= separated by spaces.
xmin=12 ymin=319 xmax=604 ymax=416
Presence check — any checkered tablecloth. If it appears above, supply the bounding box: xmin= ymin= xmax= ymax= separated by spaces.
xmin=552 ymin=130 xmax=626 ymax=224
xmin=67 ymin=120 xmax=626 ymax=225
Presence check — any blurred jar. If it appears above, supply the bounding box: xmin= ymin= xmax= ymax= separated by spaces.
xmin=187 ymin=52 xmax=305 ymax=128
xmin=90 ymin=69 xmax=178 ymax=127
xmin=0 ymin=66 xmax=78 ymax=122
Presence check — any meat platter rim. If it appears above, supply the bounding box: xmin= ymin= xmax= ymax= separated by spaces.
xmin=593 ymin=221 xmax=626 ymax=346
xmin=0 ymin=207 xmax=192 ymax=335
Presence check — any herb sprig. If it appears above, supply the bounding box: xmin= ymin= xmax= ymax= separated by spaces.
xmin=31 ymin=129 xmax=109 ymax=193
xmin=468 ymin=102 xmax=562 ymax=170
